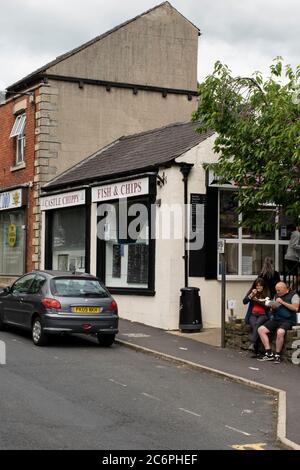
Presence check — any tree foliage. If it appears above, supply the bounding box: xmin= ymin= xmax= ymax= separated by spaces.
xmin=193 ymin=58 xmax=300 ymax=230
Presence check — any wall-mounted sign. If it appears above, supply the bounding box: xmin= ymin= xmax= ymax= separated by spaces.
xmin=0 ymin=189 xmax=22 ymax=211
xmin=8 ymin=224 xmax=17 ymax=247
xmin=41 ymin=190 xmax=85 ymax=211
xmin=217 ymin=239 xmax=225 ymax=253
xmin=92 ymin=178 xmax=149 ymax=203
xmin=207 ymin=170 xmax=235 ymax=188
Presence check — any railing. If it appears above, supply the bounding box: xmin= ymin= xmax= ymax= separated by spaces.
xmin=283 ymin=261 xmax=300 ymax=294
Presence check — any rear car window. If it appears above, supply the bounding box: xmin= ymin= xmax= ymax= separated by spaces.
xmin=51 ymin=278 xmax=109 ymax=298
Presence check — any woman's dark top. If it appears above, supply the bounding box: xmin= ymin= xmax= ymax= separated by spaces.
xmin=259 ymin=271 xmax=281 ymax=299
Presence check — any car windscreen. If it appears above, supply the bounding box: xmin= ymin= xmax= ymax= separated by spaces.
xmin=51 ymin=278 xmax=109 ymax=298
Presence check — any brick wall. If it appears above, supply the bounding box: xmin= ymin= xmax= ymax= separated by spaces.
xmin=0 ymin=94 xmax=36 ymax=276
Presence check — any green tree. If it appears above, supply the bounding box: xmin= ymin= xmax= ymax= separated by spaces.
xmin=193 ymin=58 xmax=300 ymax=230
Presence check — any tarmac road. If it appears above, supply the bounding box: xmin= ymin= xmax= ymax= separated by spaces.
xmin=0 ymin=328 xmax=281 ymax=450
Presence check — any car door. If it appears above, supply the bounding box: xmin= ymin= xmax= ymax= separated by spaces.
xmin=22 ymin=274 xmax=47 ymax=328
xmin=3 ymin=274 xmax=36 ymax=326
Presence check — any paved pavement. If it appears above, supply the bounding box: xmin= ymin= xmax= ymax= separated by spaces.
xmin=117 ymin=318 xmax=300 ymax=449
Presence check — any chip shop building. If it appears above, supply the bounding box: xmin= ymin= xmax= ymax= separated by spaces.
xmin=40 ymin=122 xmax=293 ymax=330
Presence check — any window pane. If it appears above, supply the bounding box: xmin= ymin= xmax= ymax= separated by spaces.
xmin=52 ymin=207 xmax=86 ymax=272
xmin=12 ymin=274 xmax=36 ymax=294
xmin=10 ymin=114 xmax=26 ymax=138
xmin=29 ymin=275 xmax=46 ymax=294
xmin=219 ymin=243 xmax=238 ymax=275
xmin=51 ymin=278 xmax=108 ymax=297
xmin=242 ymin=210 xmax=275 ymax=240
xmin=219 ymin=190 xmax=238 ymax=239
xmin=16 ymin=136 xmax=25 ymax=164
xmin=242 ymin=244 xmax=275 ymax=275
xmin=278 ymin=214 xmax=298 ymax=241
xmin=279 ymin=245 xmax=287 ymax=276
xmin=0 ymin=210 xmax=25 ymax=275
xmin=103 ymin=200 xmax=149 ymax=288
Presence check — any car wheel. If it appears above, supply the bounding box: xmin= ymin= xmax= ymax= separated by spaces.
xmin=32 ymin=318 xmax=48 ymax=346
xmin=97 ymin=333 xmax=115 ymax=347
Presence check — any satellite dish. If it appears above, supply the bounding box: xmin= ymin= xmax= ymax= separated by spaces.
xmin=0 ymin=90 xmax=7 ymax=105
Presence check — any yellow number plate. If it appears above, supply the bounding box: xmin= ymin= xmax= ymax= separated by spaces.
xmin=72 ymin=306 xmax=101 ymax=314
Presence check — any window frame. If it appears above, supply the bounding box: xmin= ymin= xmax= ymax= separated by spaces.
xmin=0 ymin=208 xmax=26 ymax=276
xmin=45 ymin=204 xmax=90 ymax=273
xmin=10 ymin=113 xmax=26 ymax=166
xmin=217 ymin=189 xmax=289 ymax=280
xmin=96 ymin=195 xmax=156 ymax=296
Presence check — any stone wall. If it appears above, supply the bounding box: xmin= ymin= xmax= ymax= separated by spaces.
xmin=225 ymin=319 xmax=300 ymax=363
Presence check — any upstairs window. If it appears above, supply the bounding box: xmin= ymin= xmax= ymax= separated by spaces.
xmin=10 ymin=113 xmax=26 ymax=165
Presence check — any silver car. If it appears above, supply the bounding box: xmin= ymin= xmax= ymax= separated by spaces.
xmin=0 ymin=270 xmax=118 ymax=346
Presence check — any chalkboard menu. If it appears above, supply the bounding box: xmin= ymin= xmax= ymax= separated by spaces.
xmin=189 ymin=193 xmax=206 ymax=277
xmin=112 ymin=244 xmax=121 ymax=278
xmin=127 ymin=244 xmax=148 ymax=284
xmin=190 ymin=193 xmax=206 ymax=234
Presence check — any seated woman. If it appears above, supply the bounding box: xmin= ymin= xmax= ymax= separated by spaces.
xmin=243 ymin=277 xmax=270 ymax=355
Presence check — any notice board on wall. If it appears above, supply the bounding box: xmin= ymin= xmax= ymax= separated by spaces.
xmin=127 ymin=244 xmax=148 ymax=284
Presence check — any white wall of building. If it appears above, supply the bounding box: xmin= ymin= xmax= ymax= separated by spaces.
xmin=177 ymin=134 xmax=250 ymax=327
xmin=114 ymin=167 xmax=185 ymax=330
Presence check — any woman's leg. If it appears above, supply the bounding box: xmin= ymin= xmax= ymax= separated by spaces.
xmin=248 ymin=315 xmax=258 ymax=343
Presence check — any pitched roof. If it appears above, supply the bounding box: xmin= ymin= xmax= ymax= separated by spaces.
xmin=7 ymin=2 xmax=200 ymax=92
xmin=43 ymin=122 xmax=214 ymax=190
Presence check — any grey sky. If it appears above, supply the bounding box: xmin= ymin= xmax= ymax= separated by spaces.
xmin=0 ymin=0 xmax=299 ymax=90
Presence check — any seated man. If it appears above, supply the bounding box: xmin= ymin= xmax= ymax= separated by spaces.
xmin=257 ymin=282 xmax=299 ymax=363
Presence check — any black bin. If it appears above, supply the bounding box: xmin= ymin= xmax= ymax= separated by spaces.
xmin=179 ymin=287 xmax=202 ymax=331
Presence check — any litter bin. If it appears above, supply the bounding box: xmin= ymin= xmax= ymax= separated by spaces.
xmin=179 ymin=287 xmax=203 ymax=331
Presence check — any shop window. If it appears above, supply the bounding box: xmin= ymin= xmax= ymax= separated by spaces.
xmin=241 ymin=244 xmax=275 ymax=275
xmin=223 ymin=243 xmax=238 ymax=275
xmin=98 ymin=198 xmax=151 ymax=290
xmin=218 ymin=189 xmax=295 ymax=278
xmin=51 ymin=206 xmax=86 ymax=272
xmin=219 ymin=191 xmax=238 ymax=239
xmin=0 ymin=210 xmax=25 ymax=275
xmin=10 ymin=113 xmax=26 ymax=165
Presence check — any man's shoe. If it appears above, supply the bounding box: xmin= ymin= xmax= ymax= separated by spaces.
xmin=274 ymin=354 xmax=281 ymax=363
xmin=257 ymin=352 xmax=274 ymax=361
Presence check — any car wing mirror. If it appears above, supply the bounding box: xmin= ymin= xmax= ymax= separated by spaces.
xmin=1 ymin=286 xmax=11 ymax=294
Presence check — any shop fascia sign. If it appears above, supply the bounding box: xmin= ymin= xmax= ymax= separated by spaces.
xmin=40 ymin=189 xmax=85 ymax=211
xmin=0 ymin=188 xmax=22 ymax=211
xmin=92 ymin=177 xmax=149 ymax=202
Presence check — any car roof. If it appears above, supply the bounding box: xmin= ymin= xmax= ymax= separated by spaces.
xmin=32 ymin=270 xmax=96 ymax=279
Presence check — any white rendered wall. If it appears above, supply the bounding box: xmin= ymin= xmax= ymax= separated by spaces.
xmin=114 ymin=167 xmax=185 ymax=330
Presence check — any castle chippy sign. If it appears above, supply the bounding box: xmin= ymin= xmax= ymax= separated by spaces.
xmin=40 ymin=189 xmax=86 ymax=210
xmin=0 ymin=189 xmax=22 ymax=211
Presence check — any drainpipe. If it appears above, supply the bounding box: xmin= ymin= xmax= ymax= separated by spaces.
xmin=180 ymin=163 xmax=193 ymax=288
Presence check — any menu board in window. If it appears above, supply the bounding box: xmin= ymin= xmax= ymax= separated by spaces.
xmin=189 ymin=193 xmax=206 ymax=277
xmin=127 ymin=244 xmax=148 ymax=284
xmin=112 ymin=244 xmax=121 ymax=278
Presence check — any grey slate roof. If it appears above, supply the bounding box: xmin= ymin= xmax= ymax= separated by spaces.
xmin=43 ymin=121 xmax=214 ymax=190
xmin=7 ymin=2 xmax=200 ymax=92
